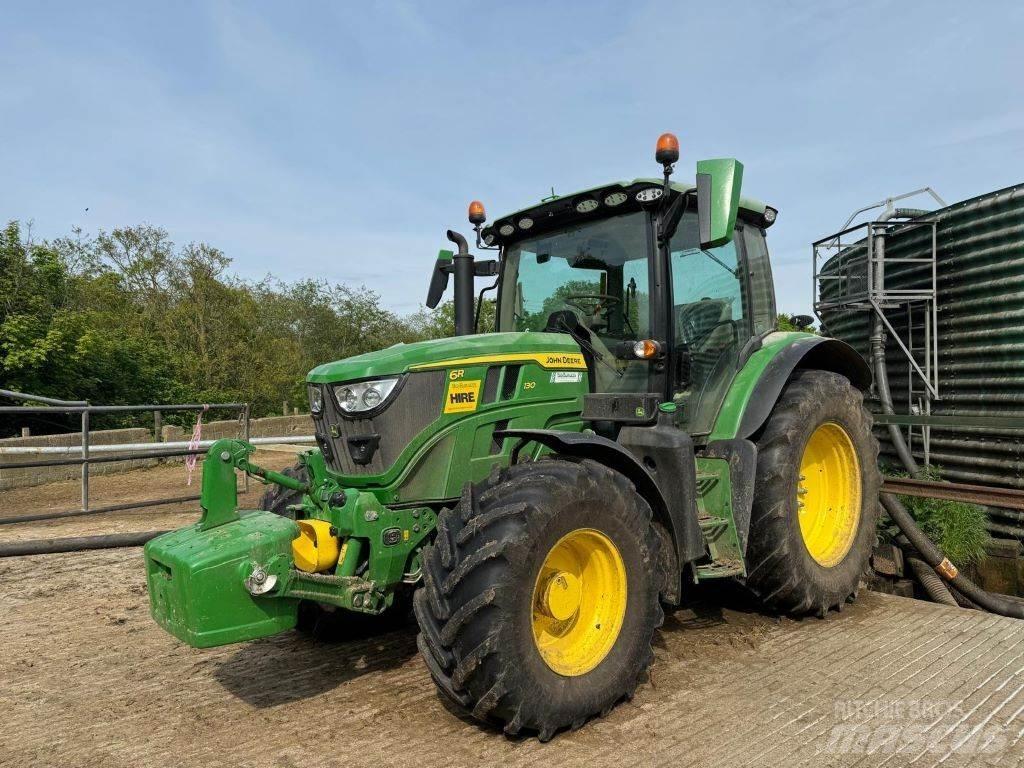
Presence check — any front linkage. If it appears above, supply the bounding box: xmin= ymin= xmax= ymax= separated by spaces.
xmin=144 ymin=439 xmax=436 ymax=647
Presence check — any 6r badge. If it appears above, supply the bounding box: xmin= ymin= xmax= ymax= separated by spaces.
xmin=444 ymin=378 xmax=481 ymax=414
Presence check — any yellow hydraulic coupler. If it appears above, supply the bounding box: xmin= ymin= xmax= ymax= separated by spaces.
xmin=292 ymin=519 xmax=341 ymax=573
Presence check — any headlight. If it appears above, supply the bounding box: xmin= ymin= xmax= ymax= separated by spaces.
xmin=308 ymin=385 xmax=323 ymax=415
xmin=333 ymin=377 xmax=400 ymax=415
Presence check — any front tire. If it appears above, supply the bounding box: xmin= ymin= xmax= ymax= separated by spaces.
xmin=258 ymin=462 xmax=309 ymax=519
xmin=415 ymin=459 xmax=662 ymax=741
xmin=745 ymin=370 xmax=880 ymax=616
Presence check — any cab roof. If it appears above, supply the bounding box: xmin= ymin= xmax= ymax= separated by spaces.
xmin=482 ymin=177 xmax=772 ymax=246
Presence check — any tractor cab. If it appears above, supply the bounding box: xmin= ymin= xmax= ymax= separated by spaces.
xmin=467 ymin=144 xmax=779 ymax=438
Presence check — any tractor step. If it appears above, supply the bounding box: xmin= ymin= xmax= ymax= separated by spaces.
xmin=695 ymin=560 xmax=745 ymax=579
xmin=698 ymin=515 xmax=730 ymax=533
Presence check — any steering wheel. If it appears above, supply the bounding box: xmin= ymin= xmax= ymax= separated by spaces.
xmin=563 ymin=294 xmax=621 ymax=317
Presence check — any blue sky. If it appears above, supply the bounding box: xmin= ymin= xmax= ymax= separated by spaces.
xmin=3 ymin=1 xmax=1022 ymax=316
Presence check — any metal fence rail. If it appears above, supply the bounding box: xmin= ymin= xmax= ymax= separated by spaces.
xmin=0 ymin=389 xmax=313 ymax=525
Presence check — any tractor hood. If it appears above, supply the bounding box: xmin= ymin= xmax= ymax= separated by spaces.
xmin=306 ymin=331 xmax=585 ymax=384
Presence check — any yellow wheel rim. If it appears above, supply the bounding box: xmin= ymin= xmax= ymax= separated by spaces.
xmin=798 ymin=422 xmax=862 ymax=568
xmin=531 ymin=528 xmax=627 ymax=676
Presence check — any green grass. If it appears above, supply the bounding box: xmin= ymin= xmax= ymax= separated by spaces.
xmin=887 ymin=465 xmax=990 ymax=568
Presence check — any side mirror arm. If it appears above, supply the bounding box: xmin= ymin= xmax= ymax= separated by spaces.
xmin=696 ymin=172 xmax=713 ymax=248
xmin=657 ymin=192 xmax=691 ymax=246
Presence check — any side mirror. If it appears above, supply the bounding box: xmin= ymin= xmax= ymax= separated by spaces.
xmin=696 ymin=158 xmax=744 ymax=249
xmin=426 ymin=249 xmax=453 ymax=309
xmin=790 ymin=314 xmax=815 ymax=329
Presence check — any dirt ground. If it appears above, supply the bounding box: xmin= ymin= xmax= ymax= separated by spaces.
xmin=1 ymin=460 xmax=1023 ymax=767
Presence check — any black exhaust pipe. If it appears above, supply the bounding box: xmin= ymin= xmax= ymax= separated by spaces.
xmin=447 ymin=229 xmax=475 ymax=336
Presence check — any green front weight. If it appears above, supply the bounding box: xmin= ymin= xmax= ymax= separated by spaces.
xmin=144 ymin=510 xmax=300 ymax=648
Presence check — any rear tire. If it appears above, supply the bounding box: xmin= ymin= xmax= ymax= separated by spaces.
xmin=414 ymin=458 xmax=662 ymax=741
xmin=745 ymin=370 xmax=879 ymax=616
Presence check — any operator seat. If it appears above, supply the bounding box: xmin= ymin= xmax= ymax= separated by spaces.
xmin=676 ymin=299 xmax=736 ymax=383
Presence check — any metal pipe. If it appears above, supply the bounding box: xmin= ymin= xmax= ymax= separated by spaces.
xmin=243 ymin=404 xmax=251 ymax=494
xmin=0 ymin=434 xmax=315 ymax=455
xmin=447 ymin=229 xmax=475 ymax=336
xmin=0 ymin=402 xmax=246 ymax=415
xmin=0 ymin=494 xmax=204 ymax=525
xmin=881 ymin=476 xmax=1024 ymax=511
xmin=0 ymin=389 xmax=87 ymax=406
xmin=0 ymin=531 xmax=169 ymax=557
xmin=81 ymin=410 xmax=90 ymax=514
xmin=870 ymin=209 xmax=920 ymax=475
xmin=0 ymin=447 xmax=213 ymax=471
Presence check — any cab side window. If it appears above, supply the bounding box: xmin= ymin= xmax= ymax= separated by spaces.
xmin=669 ymin=216 xmax=749 ymax=433
xmin=743 ymin=226 xmax=776 ymax=335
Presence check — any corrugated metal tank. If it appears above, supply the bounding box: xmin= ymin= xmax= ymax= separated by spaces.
xmin=818 ymin=184 xmax=1024 ymax=537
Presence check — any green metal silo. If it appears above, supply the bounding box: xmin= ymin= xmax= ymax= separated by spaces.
xmin=815 ymin=183 xmax=1024 ymax=538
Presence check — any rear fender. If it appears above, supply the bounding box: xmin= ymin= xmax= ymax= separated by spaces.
xmin=710 ymin=334 xmax=870 ymax=442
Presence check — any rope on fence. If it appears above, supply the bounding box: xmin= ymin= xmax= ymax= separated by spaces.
xmin=184 ymin=404 xmax=209 ymax=486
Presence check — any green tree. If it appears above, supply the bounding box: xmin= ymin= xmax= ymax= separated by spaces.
xmin=0 ymin=219 xmax=503 ymax=436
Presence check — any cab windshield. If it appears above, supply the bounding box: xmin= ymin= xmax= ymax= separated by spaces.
xmin=498 ymin=211 xmax=652 ymax=392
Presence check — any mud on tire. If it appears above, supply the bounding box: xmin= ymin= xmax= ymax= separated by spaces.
xmin=745 ymin=370 xmax=880 ymax=616
xmin=414 ymin=458 xmax=662 ymax=741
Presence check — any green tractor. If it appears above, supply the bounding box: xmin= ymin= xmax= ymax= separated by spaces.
xmin=144 ymin=133 xmax=878 ymax=740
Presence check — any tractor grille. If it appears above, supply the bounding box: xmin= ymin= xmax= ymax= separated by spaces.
xmin=313 ymin=370 xmax=446 ymax=476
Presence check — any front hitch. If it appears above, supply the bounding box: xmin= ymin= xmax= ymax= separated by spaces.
xmin=144 ymin=439 xmax=438 ymax=648
xmin=198 ymin=439 xmax=309 ymax=531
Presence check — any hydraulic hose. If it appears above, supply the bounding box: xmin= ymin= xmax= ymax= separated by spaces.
xmin=948 ymin=584 xmax=982 ymax=610
xmin=0 ymin=530 xmax=168 ymax=558
xmin=906 ymin=555 xmax=958 ymax=607
xmin=880 ymin=493 xmax=1024 ymax=620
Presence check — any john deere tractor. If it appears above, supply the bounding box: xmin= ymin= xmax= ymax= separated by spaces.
xmin=144 ymin=133 xmax=878 ymax=740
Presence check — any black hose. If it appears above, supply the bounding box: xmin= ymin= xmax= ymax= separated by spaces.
xmin=880 ymin=493 xmax=1024 ymax=619
xmin=906 ymin=555 xmax=959 ymax=607
xmin=948 ymin=583 xmax=982 ymax=610
xmin=0 ymin=530 xmax=169 ymax=557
